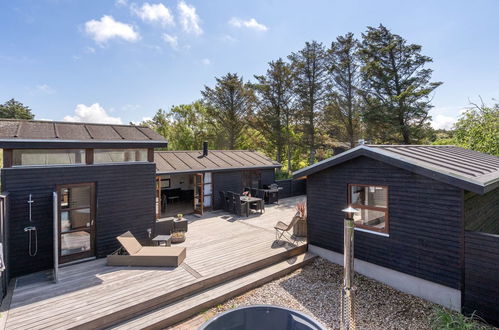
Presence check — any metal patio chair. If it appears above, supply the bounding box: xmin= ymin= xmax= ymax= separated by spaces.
xmin=274 ymin=213 xmax=301 ymax=243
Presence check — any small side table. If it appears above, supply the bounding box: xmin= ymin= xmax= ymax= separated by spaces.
xmin=152 ymin=234 xmax=172 ymax=247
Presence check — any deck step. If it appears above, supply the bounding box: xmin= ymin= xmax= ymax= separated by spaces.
xmin=73 ymin=244 xmax=307 ymax=329
xmin=108 ymin=252 xmax=316 ymax=330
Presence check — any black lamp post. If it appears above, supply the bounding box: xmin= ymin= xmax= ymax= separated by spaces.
xmin=341 ymin=206 xmax=359 ymax=330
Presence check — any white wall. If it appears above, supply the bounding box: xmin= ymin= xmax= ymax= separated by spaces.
xmin=309 ymin=244 xmax=462 ymax=311
xmin=159 ymin=174 xmax=194 ymax=190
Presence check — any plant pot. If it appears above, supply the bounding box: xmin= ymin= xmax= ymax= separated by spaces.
xmin=171 ymin=231 xmax=186 ymax=243
xmin=293 ymin=218 xmax=307 ymax=237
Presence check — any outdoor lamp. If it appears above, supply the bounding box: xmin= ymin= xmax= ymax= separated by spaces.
xmin=340 ymin=205 xmax=359 ymax=330
xmin=342 ymin=206 xmax=359 ymax=221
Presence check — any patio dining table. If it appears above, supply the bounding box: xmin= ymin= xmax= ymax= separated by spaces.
xmin=240 ymin=196 xmax=264 ymax=214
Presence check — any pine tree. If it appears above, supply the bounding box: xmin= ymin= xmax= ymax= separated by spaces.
xmin=201 ymin=73 xmax=254 ymax=149
xmin=288 ymin=41 xmax=328 ymax=164
xmin=327 ymin=33 xmax=362 ymax=148
xmin=358 ymin=25 xmax=442 ymax=144
xmin=251 ymin=58 xmax=295 ymax=169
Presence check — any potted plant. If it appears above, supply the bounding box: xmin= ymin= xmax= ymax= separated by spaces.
xmin=293 ymin=202 xmax=307 ymax=237
xmin=171 ymin=231 xmax=186 ymax=243
xmin=176 ymin=213 xmax=183 ymax=221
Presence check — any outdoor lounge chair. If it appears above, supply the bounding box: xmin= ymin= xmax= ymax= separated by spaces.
xmin=107 ymin=231 xmax=186 ymax=267
xmin=274 ymin=213 xmax=301 ymax=243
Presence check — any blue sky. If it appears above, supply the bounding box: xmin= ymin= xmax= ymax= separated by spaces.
xmin=1 ymin=0 xmax=498 ymax=129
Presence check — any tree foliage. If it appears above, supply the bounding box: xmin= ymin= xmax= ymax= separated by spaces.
xmin=250 ymin=58 xmax=295 ymax=167
xmin=0 ymin=99 xmax=35 ymax=119
xmin=358 ymin=24 xmax=442 ymax=144
xmin=451 ymin=102 xmax=498 ymax=156
xmin=288 ymin=41 xmax=328 ymax=165
xmin=326 ymin=33 xmax=363 ymax=148
xmin=201 ymin=73 xmax=254 ymax=149
xmin=145 ymin=25 xmax=452 ymax=172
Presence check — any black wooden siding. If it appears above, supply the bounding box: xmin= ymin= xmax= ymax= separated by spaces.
xmin=276 ymin=178 xmax=306 ymax=198
xmin=463 ymin=231 xmax=499 ymax=326
xmin=260 ymin=169 xmax=275 ymax=187
xmin=213 ymin=171 xmax=243 ymax=210
xmin=1 ymin=163 xmax=156 ymax=277
xmin=464 ymin=188 xmax=499 ymax=234
xmin=307 ymin=156 xmax=463 ymax=289
xmin=212 ymin=169 xmax=275 ymax=210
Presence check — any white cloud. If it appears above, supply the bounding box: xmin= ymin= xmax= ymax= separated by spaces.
xmin=162 ymin=33 xmax=178 ymax=49
xmin=115 ymin=0 xmax=128 ymax=6
xmin=177 ymin=1 xmax=202 ymax=35
xmin=64 ymin=103 xmax=122 ymax=124
xmin=85 ymin=46 xmax=96 ymax=54
xmin=431 ymin=114 xmax=456 ymax=130
xmin=228 ymin=17 xmax=268 ymax=31
xmin=36 ymin=84 xmax=55 ymax=94
xmin=132 ymin=2 xmax=174 ymax=26
xmin=201 ymin=58 xmax=210 ymax=65
xmin=85 ymin=15 xmax=139 ymax=45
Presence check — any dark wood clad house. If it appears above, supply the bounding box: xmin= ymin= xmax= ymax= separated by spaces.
xmin=154 ymin=145 xmax=281 ymax=217
xmin=294 ymin=145 xmax=499 ymax=323
xmin=0 ymin=119 xmax=167 ymax=279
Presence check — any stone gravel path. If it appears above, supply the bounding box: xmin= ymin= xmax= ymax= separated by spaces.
xmin=171 ymin=257 xmax=488 ymax=329
xmin=212 ymin=257 xmax=434 ymax=329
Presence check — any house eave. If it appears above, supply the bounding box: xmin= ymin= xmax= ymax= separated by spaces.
xmin=0 ymin=139 xmax=167 ymax=149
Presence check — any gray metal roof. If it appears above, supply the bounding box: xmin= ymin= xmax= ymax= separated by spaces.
xmin=155 ymin=150 xmax=281 ymax=174
xmin=0 ymin=119 xmax=167 ymax=148
xmin=293 ymin=145 xmax=499 ymax=194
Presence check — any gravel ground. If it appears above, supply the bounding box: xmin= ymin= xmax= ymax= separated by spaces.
xmin=172 ymin=257 xmax=491 ymax=330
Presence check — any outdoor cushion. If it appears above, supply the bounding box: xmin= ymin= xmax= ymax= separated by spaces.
xmin=137 ymin=246 xmax=185 ymax=256
xmin=116 ymin=231 xmax=143 ymax=255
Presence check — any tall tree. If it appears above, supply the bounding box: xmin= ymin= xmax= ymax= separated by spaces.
xmin=0 ymin=99 xmax=35 ymax=119
xmin=288 ymin=41 xmax=328 ymax=164
xmin=250 ymin=58 xmax=295 ymax=170
xmin=327 ymin=33 xmax=362 ymax=148
xmin=358 ymin=25 xmax=442 ymax=144
xmin=201 ymin=73 xmax=254 ymax=149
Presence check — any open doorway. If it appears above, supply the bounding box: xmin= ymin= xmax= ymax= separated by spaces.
xmin=156 ymin=172 xmax=212 ymax=218
xmin=157 ymin=174 xmax=195 ymax=217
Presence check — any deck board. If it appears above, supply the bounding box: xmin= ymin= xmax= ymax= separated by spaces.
xmin=5 ymin=196 xmax=306 ymax=330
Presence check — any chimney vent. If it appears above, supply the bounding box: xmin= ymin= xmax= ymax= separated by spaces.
xmin=203 ymin=141 xmax=209 ymax=157
xmin=357 ymin=139 xmax=365 ymax=146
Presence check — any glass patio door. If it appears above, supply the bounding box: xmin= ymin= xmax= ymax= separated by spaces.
xmin=58 ymin=183 xmax=95 ymax=264
xmin=193 ymin=173 xmax=203 ymax=215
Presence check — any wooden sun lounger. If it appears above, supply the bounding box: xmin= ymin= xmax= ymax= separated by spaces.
xmin=107 ymin=231 xmax=186 ymax=267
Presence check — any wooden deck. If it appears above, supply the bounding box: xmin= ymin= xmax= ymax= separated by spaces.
xmin=4 ymin=196 xmax=307 ymax=330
